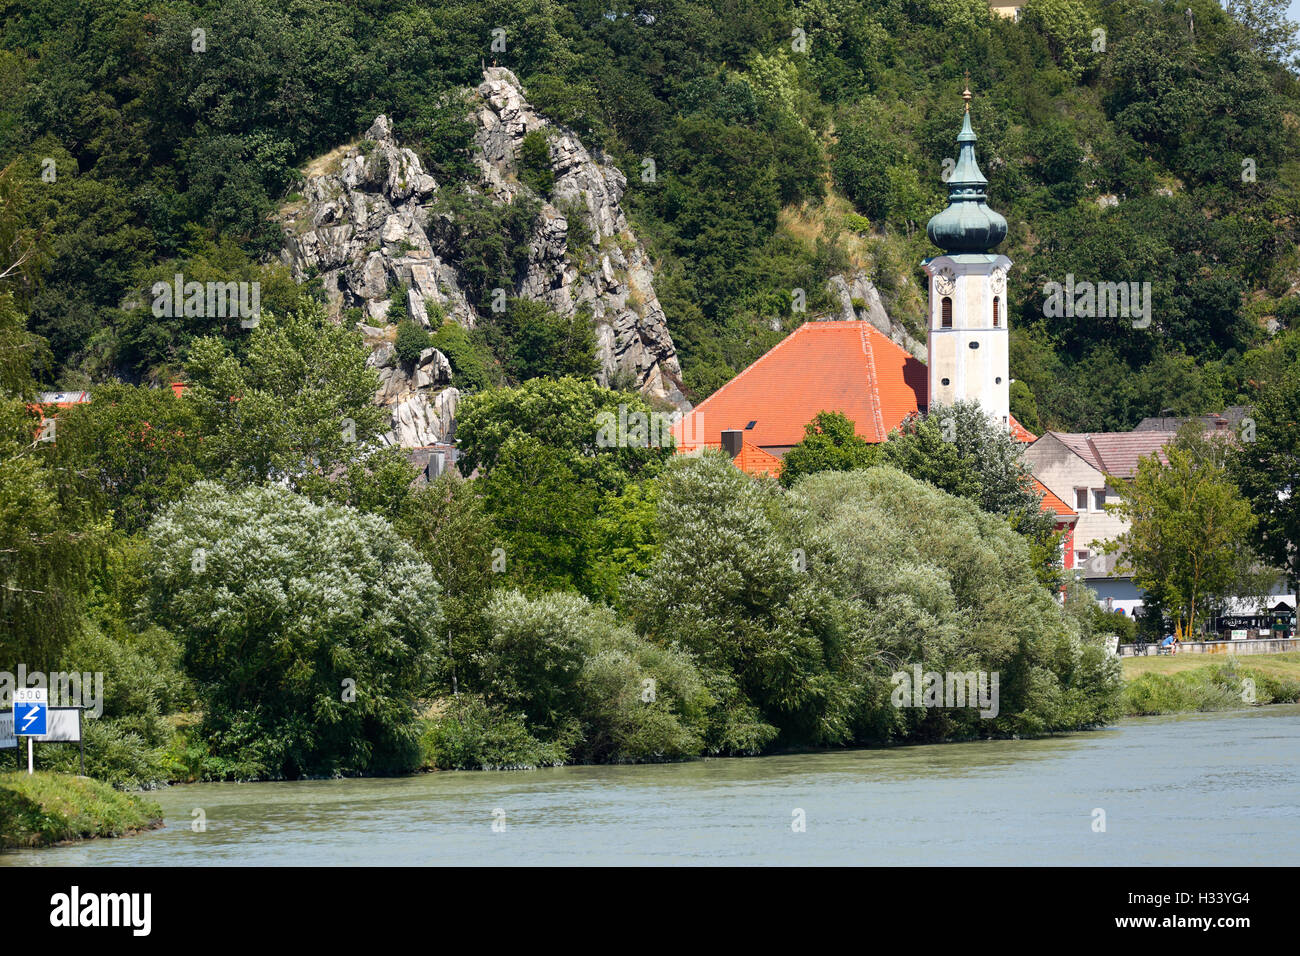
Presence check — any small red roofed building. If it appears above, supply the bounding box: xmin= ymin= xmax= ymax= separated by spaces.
xmin=1031 ymin=477 xmax=1078 ymax=571
xmin=28 ymin=390 xmax=91 ymax=442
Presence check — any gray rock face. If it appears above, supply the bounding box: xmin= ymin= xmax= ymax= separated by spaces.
xmin=825 ymin=272 xmax=927 ymax=361
xmin=279 ymin=68 xmax=689 ymax=451
xmin=471 ymin=68 xmax=686 ymax=409
xmin=366 ymin=338 xmax=458 ymax=447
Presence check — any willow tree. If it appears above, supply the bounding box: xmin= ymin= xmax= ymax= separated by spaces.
xmin=0 ymin=292 xmax=103 ymax=668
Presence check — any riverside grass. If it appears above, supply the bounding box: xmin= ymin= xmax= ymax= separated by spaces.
xmin=1120 ymin=652 xmax=1300 ymax=716
xmin=0 ymin=771 xmax=163 ymax=849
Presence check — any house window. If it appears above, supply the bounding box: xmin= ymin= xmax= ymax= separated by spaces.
xmin=941 ymin=297 xmax=953 ymax=328
xmin=1092 ymin=488 xmax=1107 ymax=511
xmin=1075 ymin=488 xmax=1089 ymax=511
xmin=993 ymin=297 xmax=1000 ymax=327
xmin=1076 ymin=549 xmax=1090 ymax=566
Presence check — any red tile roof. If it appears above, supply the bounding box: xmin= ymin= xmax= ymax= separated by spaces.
xmin=1009 ymin=415 xmax=1037 ymax=442
xmin=678 ymin=438 xmax=785 ymax=479
xmin=1031 ymin=477 xmax=1077 ymax=520
xmin=1048 ymin=431 xmax=1176 ymax=479
xmin=672 ymin=321 xmax=927 ymax=448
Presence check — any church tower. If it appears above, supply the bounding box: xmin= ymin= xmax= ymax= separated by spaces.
xmin=923 ymin=83 xmax=1012 ymax=427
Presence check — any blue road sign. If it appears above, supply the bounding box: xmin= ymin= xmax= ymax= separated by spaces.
xmin=16 ymin=700 xmax=46 ymax=737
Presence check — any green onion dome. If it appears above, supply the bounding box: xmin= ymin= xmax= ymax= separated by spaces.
xmin=926 ymin=105 xmax=1007 ymax=255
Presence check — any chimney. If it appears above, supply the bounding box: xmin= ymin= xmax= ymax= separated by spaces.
xmin=721 ymin=429 xmax=744 ymax=458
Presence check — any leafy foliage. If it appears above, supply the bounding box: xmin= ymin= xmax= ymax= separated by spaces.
xmin=145 ymin=482 xmax=442 ymax=778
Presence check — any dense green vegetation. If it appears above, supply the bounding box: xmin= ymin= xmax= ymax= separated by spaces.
xmin=0 ymin=0 xmax=1294 ymax=423
xmin=0 ymin=1 xmax=1297 ymax=784
xmin=0 ymin=771 xmax=162 ymax=848
xmin=1121 ymin=656 xmax=1300 ymax=715
xmin=782 ymin=403 xmax=1062 ymax=587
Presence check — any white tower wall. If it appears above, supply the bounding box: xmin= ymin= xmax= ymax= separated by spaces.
xmin=923 ymin=253 xmax=1012 ymax=427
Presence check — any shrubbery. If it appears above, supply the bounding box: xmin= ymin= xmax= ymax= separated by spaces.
xmin=394 ymin=319 xmax=431 ymax=365
xmin=626 ymin=454 xmax=1124 ymax=751
xmin=145 ymin=483 xmax=442 ymax=779
xmin=1123 ymin=661 xmax=1300 ymax=716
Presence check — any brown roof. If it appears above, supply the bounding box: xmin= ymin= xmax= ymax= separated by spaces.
xmin=1047 ymin=431 xmax=1176 ymax=478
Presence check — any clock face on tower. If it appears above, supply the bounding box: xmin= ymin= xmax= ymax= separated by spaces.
xmin=934 ymin=268 xmax=956 ymax=297
xmin=991 ymin=266 xmax=1007 ymax=294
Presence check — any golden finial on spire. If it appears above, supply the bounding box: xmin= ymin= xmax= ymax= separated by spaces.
xmin=962 ymin=70 xmax=972 ymax=113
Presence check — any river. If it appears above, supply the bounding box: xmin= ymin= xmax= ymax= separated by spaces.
xmin=5 ymin=705 xmax=1298 ymax=866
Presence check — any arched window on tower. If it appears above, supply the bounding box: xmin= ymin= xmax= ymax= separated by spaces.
xmin=993 ymin=296 xmax=1000 ymax=327
xmin=941 ymin=297 xmax=953 ymax=328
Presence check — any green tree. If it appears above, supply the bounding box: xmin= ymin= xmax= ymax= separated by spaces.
xmin=518 ymin=129 xmax=554 ymax=196
xmin=779 ymin=411 xmax=879 ymax=487
xmin=394 ymin=319 xmax=431 ymax=365
xmin=1231 ymin=340 xmax=1300 ymax=601
xmin=183 ymin=302 xmax=391 ymax=492
xmin=397 ymin=472 xmax=501 ymax=694
xmin=0 ymin=293 xmax=102 ymax=667
xmin=49 ymin=383 xmax=204 ymax=535
xmin=480 ymin=589 xmax=710 ymax=762
xmin=480 ymin=298 xmax=597 ymax=383
xmin=1106 ymin=424 xmax=1271 ymax=639
xmin=145 ymin=482 xmax=442 ymax=778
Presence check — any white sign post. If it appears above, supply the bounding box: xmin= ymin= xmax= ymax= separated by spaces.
xmin=14 ymin=687 xmax=48 ymax=774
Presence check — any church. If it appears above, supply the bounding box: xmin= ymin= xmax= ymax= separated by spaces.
xmin=672 ymin=84 xmax=1031 ymax=467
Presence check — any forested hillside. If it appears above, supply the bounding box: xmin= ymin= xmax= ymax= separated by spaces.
xmin=1 ymin=0 xmax=1297 ymax=428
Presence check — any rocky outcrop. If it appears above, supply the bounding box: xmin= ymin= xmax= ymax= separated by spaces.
xmin=281 ymin=116 xmax=477 ymax=332
xmin=279 ymin=68 xmax=688 ymax=450
xmin=365 ymin=334 xmax=459 ymax=447
xmin=471 ymin=68 xmax=686 ymax=408
xmin=826 ymin=272 xmax=926 ymax=361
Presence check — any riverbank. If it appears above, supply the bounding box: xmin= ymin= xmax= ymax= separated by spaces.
xmin=5 ymin=705 xmax=1296 ymax=866
xmin=0 ymin=771 xmax=163 ymax=850
xmin=1120 ymin=652 xmax=1300 ymax=715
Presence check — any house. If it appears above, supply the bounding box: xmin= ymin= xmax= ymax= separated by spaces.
xmin=1022 ymin=430 xmax=1178 ymax=612
xmin=28 ymin=390 xmax=91 ymax=441
xmin=672 ymin=84 xmax=1052 ymax=523
xmin=670 ymin=320 xmax=929 ymax=457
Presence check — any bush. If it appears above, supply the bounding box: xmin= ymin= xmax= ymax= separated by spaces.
xmin=145 ymin=483 xmax=442 ymax=779
xmin=394 ymin=319 xmax=431 ymax=365
xmin=519 ymin=130 xmax=554 ymax=196
xmin=479 ymin=590 xmax=712 ymax=762
xmin=36 ymin=623 xmax=193 ymax=788
xmin=429 ymin=321 xmax=498 ymax=392
xmin=626 ymin=457 xmax=1124 ymax=750
xmin=1120 ymin=660 xmax=1299 ymax=716
xmin=419 ymin=696 xmax=569 ymax=770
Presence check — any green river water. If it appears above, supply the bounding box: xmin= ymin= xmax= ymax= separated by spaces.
xmin=4 ymin=705 xmax=1298 ymax=865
